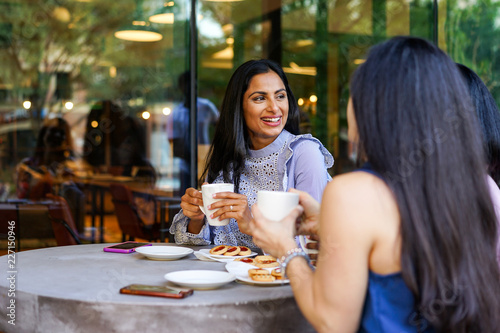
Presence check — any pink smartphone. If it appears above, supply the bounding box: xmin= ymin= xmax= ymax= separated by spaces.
xmin=103 ymin=241 xmax=152 ymax=253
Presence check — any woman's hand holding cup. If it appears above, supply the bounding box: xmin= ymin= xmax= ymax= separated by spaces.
xmin=181 ymin=186 xmax=206 ymax=234
xmin=290 ymin=189 xmax=321 ymax=264
xmin=205 ymin=185 xmax=253 ymax=234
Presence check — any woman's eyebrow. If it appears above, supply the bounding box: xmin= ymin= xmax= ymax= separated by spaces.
xmin=248 ymin=91 xmax=267 ymax=98
xmin=248 ymin=88 xmax=286 ymax=98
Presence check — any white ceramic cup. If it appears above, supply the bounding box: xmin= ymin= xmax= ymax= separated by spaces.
xmin=199 ymin=183 xmax=234 ymax=226
xmin=299 ymin=235 xmax=319 ymax=255
xmin=257 ymin=190 xmax=299 ymax=221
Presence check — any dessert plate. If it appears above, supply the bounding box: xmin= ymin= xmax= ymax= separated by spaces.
xmin=225 ymin=261 xmax=289 ymax=286
xmin=135 ymin=246 xmax=193 ymax=261
xmin=164 ymin=270 xmax=235 ymax=289
xmin=198 ymin=248 xmax=257 ymax=260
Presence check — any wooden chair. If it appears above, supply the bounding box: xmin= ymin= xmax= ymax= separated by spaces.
xmin=108 ymin=183 xmax=160 ymax=242
xmin=46 ymin=194 xmax=81 ymax=246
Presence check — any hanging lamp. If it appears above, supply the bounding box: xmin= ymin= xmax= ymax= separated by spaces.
xmin=149 ymin=1 xmax=175 ymax=24
xmin=115 ymin=0 xmax=163 ymax=42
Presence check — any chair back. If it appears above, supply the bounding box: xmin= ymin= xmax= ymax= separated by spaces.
xmin=109 ymin=183 xmax=154 ymax=241
xmin=46 ymin=195 xmax=81 ymax=246
xmin=17 ymin=204 xmax=54 ymax=239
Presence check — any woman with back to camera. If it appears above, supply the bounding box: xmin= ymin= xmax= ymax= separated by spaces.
xmin=457 ymin=63 xmax=500 ymax=266
xmin=250 ymin=37 xmax=500 ymax=332
xmin=169 ymin=59 xmax=333 ymax=246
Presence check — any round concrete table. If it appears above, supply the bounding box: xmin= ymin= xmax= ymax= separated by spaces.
xmin=0 ymin=244 xmax=314 ymax=333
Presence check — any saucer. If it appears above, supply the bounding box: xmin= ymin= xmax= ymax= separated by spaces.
xmin=135 ymin=246 xmax=194 ymax=261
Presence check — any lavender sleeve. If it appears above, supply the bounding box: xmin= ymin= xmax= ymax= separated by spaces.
xmin=287 ymin=139 xmax=332 ymax=202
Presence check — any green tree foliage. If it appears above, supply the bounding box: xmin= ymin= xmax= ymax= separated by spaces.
xmin=445 ymin=0 xmax=500 ymax=105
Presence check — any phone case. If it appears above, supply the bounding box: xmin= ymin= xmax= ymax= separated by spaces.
xmin=103 ymin=241 xmax=152 ymax=253
xmin=120 ymin=284 xmax=193 ymax=299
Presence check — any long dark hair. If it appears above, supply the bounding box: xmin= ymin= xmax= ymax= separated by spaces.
xmin=457 ymin=63 xmax=500 ymax=183
xmin=201 ymin=59 xmax=300 ymax=192
xmin=351 ymin=37 xmax=500 ymax=332
xmin=33 ymin=117 xmax=74 ymax=166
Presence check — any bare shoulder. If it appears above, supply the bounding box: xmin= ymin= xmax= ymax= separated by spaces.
xmin=322 ymin=171 xmax=399 ymax=232
xmin=325 ymin=171 xmax=395 ymax=203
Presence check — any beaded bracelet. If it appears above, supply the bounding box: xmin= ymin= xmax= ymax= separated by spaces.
xmin=279 ymin=248 xmax=312 ymax=278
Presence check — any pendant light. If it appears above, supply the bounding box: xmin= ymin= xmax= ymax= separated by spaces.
xmin=115 ymin=0 xmax=163 ymax=42
xmin=149 ymin=1 xmax=175 ymax=24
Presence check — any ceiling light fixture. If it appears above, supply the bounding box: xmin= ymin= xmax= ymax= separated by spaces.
xmin=149 ymin=1 xmax=175 ymax=24
xmin=115 ymin=0 xmax=163 ymax=42
xmin=114 ymin=22 xmax=163 ymax=42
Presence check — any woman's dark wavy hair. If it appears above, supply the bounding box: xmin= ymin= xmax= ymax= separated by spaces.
xmin=350 ymin=36 xmax=500 ymax=332
xmin=457 ymin=63 xmax=500 ymax=183
xmin=201 ymin=59 xmax=300 ymax=192
xmin=33 ymin=117 xmax=74 ymax=167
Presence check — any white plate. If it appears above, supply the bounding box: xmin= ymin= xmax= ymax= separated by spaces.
xmin=164 ymin=270 xmax=235 ymax=289
xmin=135 ymin=246 xmax=194 ymax=261
xmin=225 ymin=261 xmax=289 ymax=286
xmin=199 ymin=248 xmax=257 ymax=260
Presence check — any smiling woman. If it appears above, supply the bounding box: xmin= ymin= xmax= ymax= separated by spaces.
xmin=243 ymin=71 xmax=289 ymax=150
xmin=169 ymin=59 xmax=334 ymax=247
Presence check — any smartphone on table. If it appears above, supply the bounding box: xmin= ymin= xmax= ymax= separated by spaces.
xmin=120 ymin=284 xmax=193 ymax=299
xmin=103 ymin=241 xmax=152 ymax=253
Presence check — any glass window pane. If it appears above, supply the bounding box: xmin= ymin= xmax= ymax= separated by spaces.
xmin=440 ymin=0 xmax=500 ymax=106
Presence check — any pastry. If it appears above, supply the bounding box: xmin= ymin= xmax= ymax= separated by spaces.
xmin=271 ymin=268 xmax=284 ymax=280
xmin=253 ymin=255 xmax=279 ymax=268
xmin=248 ymin=268 xmax=269 ymax=277
xmin=235 ymin=257 xmax=255 ymax=264
xmin=223 ymin=246 xmax=241 ymax=256
xmin=237 ymin=246 xmax=252 ymax=256
xmin=209 ymin=245 xmax=228 ymax=255
xmin=250 ymin=274 xmax=276 ymax=282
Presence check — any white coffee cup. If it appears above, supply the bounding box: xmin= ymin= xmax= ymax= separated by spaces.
xmin=299 ymin=235 xmax=319 ymax=255
xmin=257 ymin=190 xmax=299 ymax=221
xmin=199 ymin=183 xmax=234 ymax=226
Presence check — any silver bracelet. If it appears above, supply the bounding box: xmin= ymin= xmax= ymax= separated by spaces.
xmin=279 ymin=248 xmax=312 ymax=278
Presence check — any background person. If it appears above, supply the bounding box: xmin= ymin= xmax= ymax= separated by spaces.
xmin=167 ymin=71 xmax=219 ymax=196
xmin=16 ymin=117 xmax=76 ymax=200
xmin=170 ymin=59 xmax=333 ymax=247
xmin=457 ymin=63 xmax=500 ymax=266
xmin=250 ymin=37 xmax=500 ymax=332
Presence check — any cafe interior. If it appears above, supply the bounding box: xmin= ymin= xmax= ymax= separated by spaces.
xmin=0 ymin=0 xmax=496 ymax=252
xmin=0 ymin=0 xmax=499 ymax=332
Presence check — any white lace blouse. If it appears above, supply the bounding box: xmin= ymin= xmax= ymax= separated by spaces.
xmin=169 ymin=130 xmax=334 ymax=246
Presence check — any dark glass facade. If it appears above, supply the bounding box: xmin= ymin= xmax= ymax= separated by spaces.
xmin=0 ymin=0 xmax=498 ymax=198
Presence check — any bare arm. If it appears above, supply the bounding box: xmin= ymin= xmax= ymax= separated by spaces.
xmin=251 ymin=172 xmax=398 ymax=332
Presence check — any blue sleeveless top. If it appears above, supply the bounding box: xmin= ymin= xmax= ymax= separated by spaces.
xmin=357 ymin=164 xmax=435 ymax=333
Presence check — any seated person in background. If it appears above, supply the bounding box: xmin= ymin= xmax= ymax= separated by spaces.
xmin=16 ymin=117 xmax=76 ymax=200
xmin=170 ymin=59 xmax=334 ymax=246
xmin=250 ymin=37 xmax=500 ymax=332
xmin=457 ymin=63 xmax=500 ymax=266
xmin=115 ymin=116 xmax=158 ymax=225
xmin=115 ymin=116 xmax=157 ymax=184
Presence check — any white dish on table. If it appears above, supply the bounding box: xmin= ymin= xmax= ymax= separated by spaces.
xmin=225 ymin=261 xmax=289 ymax=286
xmin=164 ymin=270 xmax=235 ymax=289
xmin=198 ymin=248 xmax=257 ymax=260
xmin=135 ymin=246 xmax=193 ymax=261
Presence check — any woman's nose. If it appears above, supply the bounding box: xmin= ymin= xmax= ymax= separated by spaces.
xmin=267 ymin=98 xmax=279 ymax=112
